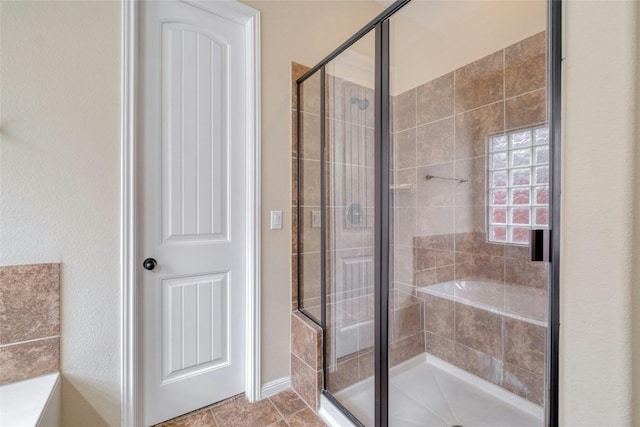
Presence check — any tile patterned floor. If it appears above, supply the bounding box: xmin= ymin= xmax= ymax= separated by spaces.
xmin=155 ymin=389 xmax=327 ymax=427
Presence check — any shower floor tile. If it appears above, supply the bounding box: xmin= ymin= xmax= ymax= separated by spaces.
xmin=334 ymin=354 xmax=542 ymax=427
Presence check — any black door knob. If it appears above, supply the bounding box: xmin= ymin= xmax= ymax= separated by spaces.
xmin=143 ymin=258 xmax=157 ymax=271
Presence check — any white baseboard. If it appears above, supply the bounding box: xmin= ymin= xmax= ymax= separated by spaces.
xmin=260 ymin=376 xmax=291 ymax=399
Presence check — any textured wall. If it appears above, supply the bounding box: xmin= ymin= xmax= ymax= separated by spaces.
xmin=0 ymin=2 xmax=120 ymax=426
xmin=241 ymin=0 xmax=385 ymax=384
xmin=561 ymin=1 xmax=638 ymax=425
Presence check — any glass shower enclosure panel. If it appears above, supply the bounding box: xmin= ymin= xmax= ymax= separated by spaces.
xmin=387 ymin=1 xmax=550 ymax=426
xmin=324 ymin=30 xmax=377 ymax=425
xmin=298 ymin=71 xmax=322 ymax=323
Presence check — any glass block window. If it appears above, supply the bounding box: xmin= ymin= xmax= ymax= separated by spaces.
xmin=488 ymin=126 xmax=550 ymax=244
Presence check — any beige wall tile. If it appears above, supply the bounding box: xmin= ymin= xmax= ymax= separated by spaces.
xmin=299 ymin=73 xmax=321 ymax=115
xmin=417 ymin=163 xmax=456 ymax=207
xmin=292 ymin=62 xmax=311 ymax=109
xmin=454 ymin=232 xmax=505 ymax=257
xmin=291 ymin=312 xmax=321 ymax=370
xmin=390 ymin=332 xmax=424 ymax=367
xmin=299 ymin=252 xmax=321 ymax=302
xmin=504 ymin=32 xmax=546 ymax=98
xmin=505 ymin=257 xmax=548 ymax=288
xmin=392 ymin=89 xmax=416 ymax=132
xmin=505 ymin=89 xmax=546 ymax=131
xmin=454 ymin=156 xmax=487 ymax=207
xmin=455 ymin=303 xmax=503 ymax=358
xmin=421 ymin=294 xmax=454 ymax=340
xmin=0 ymin=337 xmax=59 ymax=385
xmin=290 ymin=354 xmax=321 ymax=410
xmin=416 ymin=72 xmax=454 ymax=125
xmin=453 ymin=342 xmax=503 ymax=386
xmin=391 ymin=168 xmax=417 ymax=208
xmin=299 ymin=112 xmax=321 ymax=161
xmin=327 ymin=355 xmax=359 ymax=393
xmin=454 ymin=51 xmax=504 ymax=113
xmin=300 ymin=159 xmax=321 ymax=207
xmin=455 ymin=102 xmax=504 ymax=159
xmin=454 ymin=252 xmax=505 ymax=282
xmin=392 ymin=300 xmax=423 ymax=341
xmin=391 ymin=128 xmax=417 ymax=170
xmin=0 ymin=263 xmax=60 ymax=344
xmin=416 ymin=118 xmax=454 ymax=167
xmin=504 ymin=317 xmax=546 ymax=376
xmin=425 ymin=332 xmax=455 ymax=363
xmin=503 ymin=363 xmax=544 ymax=405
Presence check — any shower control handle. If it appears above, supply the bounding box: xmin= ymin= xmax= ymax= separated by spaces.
xmin=143 ymin=258 xmax=157 ymax=271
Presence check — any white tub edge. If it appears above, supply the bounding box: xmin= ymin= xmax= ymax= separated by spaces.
xmin=0 ymin=372 xmax=61 ymax=427
xmin=37 ymin=373 xmax=61 ymax=427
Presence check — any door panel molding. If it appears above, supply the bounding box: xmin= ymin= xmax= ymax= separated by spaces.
xmin=121 ymin=1 xmax=261 ymax=425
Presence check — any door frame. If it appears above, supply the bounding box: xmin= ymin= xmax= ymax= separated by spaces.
xmin=120 ymin=1 xmax=261 ymax=425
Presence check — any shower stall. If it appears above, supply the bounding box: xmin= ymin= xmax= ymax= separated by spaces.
xmin=295 ymin=0 xmax=561 ymax=426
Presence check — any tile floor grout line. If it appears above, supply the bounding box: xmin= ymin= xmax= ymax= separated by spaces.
xmin=289 ymin=387 xmax=316 ymax=414
xmin=158 ymin=389 xmax=326 ymax=427
xmin=209 ymin=406 xmax=219 ymax=427
xmin=267 ymin=396 xmax=289 ymax=425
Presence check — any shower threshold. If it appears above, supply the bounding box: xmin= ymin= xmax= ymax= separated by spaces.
xmin=322 ymin=353 xmax=543 ymax=427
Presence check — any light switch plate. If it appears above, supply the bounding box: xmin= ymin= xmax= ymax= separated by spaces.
xmin=270 ymin=210 xmax=283 ymax=230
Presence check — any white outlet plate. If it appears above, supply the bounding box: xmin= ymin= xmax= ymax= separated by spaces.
xmin=270 ymin=210 xmax=283 ymax=230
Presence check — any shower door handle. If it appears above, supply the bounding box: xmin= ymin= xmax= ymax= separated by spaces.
xmin=529 ymin=229 xmax=551 ymax=262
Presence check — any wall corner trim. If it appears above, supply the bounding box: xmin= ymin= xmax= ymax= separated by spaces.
xmin=121 ymin=0 xmax=138 ymax=425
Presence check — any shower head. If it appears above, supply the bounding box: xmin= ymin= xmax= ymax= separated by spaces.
xmin=350 ymin=96 xmax=369 ymax=110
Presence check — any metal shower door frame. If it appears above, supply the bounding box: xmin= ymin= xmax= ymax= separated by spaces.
xmin=296 ymin=1 xmax=563 ymax=425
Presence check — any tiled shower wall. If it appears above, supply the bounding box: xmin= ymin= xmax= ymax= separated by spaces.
xmin=390 ymin=31 xmax=548 ymax=295
xmin=391 ymin=31 xmax=548 ymax=405
xmin=0 ymin=263 xmax=60 ymax=384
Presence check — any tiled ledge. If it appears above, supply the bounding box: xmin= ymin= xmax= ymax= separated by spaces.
xmin=290 ymin=311 xmax=322 ymax=410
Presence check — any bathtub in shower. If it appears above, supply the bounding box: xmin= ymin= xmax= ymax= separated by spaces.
xmin=418 ymin=278 xmax=547 ymax=326
xmin=0 ymin=372 xmax=61 ymax=427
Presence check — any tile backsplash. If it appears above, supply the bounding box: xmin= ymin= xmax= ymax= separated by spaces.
xmin=0 ymin=263 xmax=60 ymax=384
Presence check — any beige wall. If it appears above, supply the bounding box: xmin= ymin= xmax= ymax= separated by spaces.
xmin=239 ymin=0 xmax=385 ymax=384
xmin=0 ymin=1 xmax=120 ymax=426
xmin=634 ymin=4 xmax=640 ymax=424
xmin=561 ymin=1 xmax=638 ymax=425
xmin=1 ymin=0 xmax=638 ymax=426
xmin=0 ymin=0 xmax=384 ymax=425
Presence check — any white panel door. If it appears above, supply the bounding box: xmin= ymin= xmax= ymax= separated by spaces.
xmin=138 ymin=1 xmax=247 ymax=425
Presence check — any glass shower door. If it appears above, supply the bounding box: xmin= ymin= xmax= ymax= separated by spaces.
xmin=324 ymin=30 xmax=377 ymax=426
xmin=387 ymin=1 xmax=550 ymax=426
